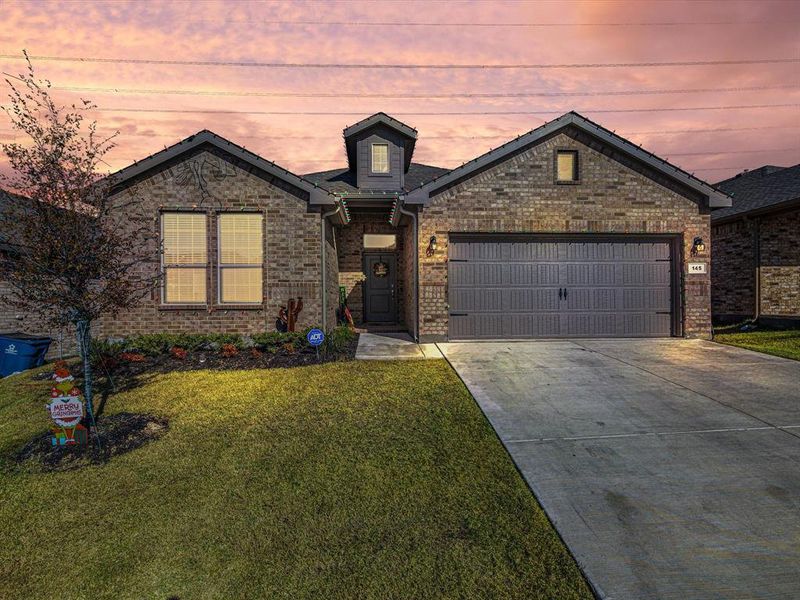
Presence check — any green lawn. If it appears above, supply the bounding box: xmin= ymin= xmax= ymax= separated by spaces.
xmin=0 ymin=360 xmax=591 ymax=599
xmin=714 ymin=327 xmax=800 ymax=361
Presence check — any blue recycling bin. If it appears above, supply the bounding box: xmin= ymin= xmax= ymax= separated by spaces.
xmin=0 ymin=333 xmax=52 ymax=377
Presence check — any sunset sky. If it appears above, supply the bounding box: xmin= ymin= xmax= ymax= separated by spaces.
xmin=1 ymin=0 xmax=799 ymax=184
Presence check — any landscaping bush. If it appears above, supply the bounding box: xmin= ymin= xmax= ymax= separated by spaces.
xmin=92 ymin=327 xmax=356 ymax=359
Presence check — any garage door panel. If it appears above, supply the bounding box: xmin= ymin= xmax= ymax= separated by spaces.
xmin=623 ymin=288 xmax=671 ymax=311
xmin=450 ymin=288 xmax=503 ymax=312
xmin=448 ymin=236 xmax=675 ymax=340
xmin=509 ymin=288 xmax=560 ymax=311
xmin=622 ymin=262 xmax=671 ymax=286
xmin=508 ymin=263 xmax=560 ymax=286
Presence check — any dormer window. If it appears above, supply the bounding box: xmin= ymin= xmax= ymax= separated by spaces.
xmin=371 ymin=143 xmax=389 ymax=174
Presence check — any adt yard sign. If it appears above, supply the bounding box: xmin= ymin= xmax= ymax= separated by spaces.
xmin=307 ymin=329 xmax=325 ymax=347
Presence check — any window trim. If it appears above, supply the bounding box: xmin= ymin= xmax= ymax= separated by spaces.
xmin=160 ymin=211 xmax=209 ymax=306
xmin=371 ymin=143 xmax=390 ymax=174
xmin=554 ymin=149 xmax=580 ymax=184
xmin=216 ymin=212 xmax=265 ymax=306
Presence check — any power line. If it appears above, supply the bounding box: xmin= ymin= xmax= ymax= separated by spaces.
xmin=20 ymin=103 xmax=793 ymax=116
xmin=4 ymin=125 xmax=798 ymax=143
xmin=181 ymin=18 xmax=799 ymax=27
xmin=48 ymin=83 xmax=800 ymax=99
xmin=3 ymin=54 xmax=798 ymax=70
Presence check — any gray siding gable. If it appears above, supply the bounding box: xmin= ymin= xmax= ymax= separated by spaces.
xmin=354 ymin=125 xmax=406 ymax=190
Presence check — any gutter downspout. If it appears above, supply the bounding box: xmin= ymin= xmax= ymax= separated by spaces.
xmin=397 ymin=202 xmax=419 ymax=342
xmin=321 ymin=204 xmax=341 ymax=331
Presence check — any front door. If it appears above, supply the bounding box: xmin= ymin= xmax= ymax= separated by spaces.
xmin=364 ymin=253 xmax=397 ymax=323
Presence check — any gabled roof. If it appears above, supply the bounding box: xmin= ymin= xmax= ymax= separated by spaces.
xmin=343 ymin=112 xmax=418 ymax=173
xmin=402 ymin=111 xmax=732 ymax=209
xmin=712 ymin=164 xmax=800 ymax=222
xmin=109 ymin=130 xmax=336 ymax=205
xmin=304 ymin=162 xmax=450 ymax=195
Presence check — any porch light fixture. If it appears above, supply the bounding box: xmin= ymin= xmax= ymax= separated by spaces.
xmin=426 ymin=235 xmax=437 ymax=257
xmin=691 ymin=236 xmax=706 ymax=256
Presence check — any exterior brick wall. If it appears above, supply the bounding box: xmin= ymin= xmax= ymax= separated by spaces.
xmin=400 ymin=213 xmax=416 ymax=335
xmin=100 ymin=149 xmax=325 ymax=338
xmin=324 ymin=222 xmax=339 ymax=330
xmin=336 ymin=211 xmax=406 ymax=325
xmin=711 ymin=220 xmax=755 ymax=319
xmin=760 ymin=208 xmax=800 ymax=316
xmin=1 ymin=252 xmax=76 ymax=358
xmin=417 ymin=132 xmax=712 ymax=340
xmin=711 ymin=207 xmax=800 ymax=322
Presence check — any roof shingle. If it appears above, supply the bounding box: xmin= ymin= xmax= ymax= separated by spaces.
xmin=712 ymin=164 xmax=800 ymax=221
xmin=303 ymin=162 xmax=450 ymax=195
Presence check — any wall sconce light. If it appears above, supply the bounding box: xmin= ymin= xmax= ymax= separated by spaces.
xmin=691 ymin=236 xmax=706 ymax=256
xmin=426 ymin=235 xmax=437 ymax=257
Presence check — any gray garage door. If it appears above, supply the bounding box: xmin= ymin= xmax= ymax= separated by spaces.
xmin=448 ymin=236 xmax=675 ymax=339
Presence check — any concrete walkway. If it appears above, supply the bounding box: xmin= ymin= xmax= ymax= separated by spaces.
xmin=355 ymin=332 xmax=443 ymax=360
xmin=439 ymin=339 xmax=800 ymax=600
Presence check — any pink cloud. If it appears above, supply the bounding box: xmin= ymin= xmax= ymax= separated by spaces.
xmin=2 ymin=0 xmax=798 ymax=183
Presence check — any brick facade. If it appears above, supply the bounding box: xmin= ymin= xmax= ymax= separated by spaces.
xmin=711 ymin=220 xmax=755 ymax=319
xmin=713 ymin=207 xmax=800 ymax=322
xmin=0 ymin=251 xmax=75 ymax=357
xmin=100 ymin=149 xmax=326 ymax=338
xmin=417 ymin=132 xmax=712 ymax=340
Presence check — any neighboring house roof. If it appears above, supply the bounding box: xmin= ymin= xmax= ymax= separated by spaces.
xmin=402 ymin=111 xmax=732 ymax=209
xmin=304 ymin=162 xmax=450 ymax=195
xmin=0 ymin=187 xmax=32 ymax=252
xmin=343 ymin=112 xmax=418 ymax=173
xmin=109 ymin=129 xmax=336 ymax=206
xmin=712 ymin=164 xmax=800 ymax=222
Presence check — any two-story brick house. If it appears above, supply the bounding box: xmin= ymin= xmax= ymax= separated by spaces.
xmin=100 ymin=111 xmax=731 ymax=342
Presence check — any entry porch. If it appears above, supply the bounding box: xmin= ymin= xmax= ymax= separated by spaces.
xmin=335 ymin=209 xmax=417 ymax=337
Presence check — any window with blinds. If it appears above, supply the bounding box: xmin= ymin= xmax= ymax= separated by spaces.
xmin=371 ymin=143 xmax=389 ymax=173
xmin=218 ymin=213 xmax=263 ymax=304
xmin=162 ymin=212 xmax=207 ymax=304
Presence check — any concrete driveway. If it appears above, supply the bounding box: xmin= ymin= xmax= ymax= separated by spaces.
xmin=438 ymin=339 xmax=800 ymax=600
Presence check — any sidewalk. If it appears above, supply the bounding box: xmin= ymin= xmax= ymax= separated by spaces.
xmin=355 ymin=333 xmax=443 ymax=360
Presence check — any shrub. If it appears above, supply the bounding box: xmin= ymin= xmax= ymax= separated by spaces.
xmin=322 ymin=326 xmax=355 ymax=355
xmin=170 ymin=347 xmax=188 ymax=360
xmin=220 ymin=343 xmax=238 ymax=357
xmin=120 ymin=352 xmax=145 ymax=363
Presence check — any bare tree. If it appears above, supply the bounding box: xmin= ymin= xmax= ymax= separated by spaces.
xmin=0 ymin=53 xmax=159 ymax=439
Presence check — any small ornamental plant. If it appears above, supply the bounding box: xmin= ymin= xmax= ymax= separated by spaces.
xmin=220 ymin=343 xmax=238 ymax=358
xmin=170 ymin=347 xmax=188 ymax=360
xmin=282 ymin=342 xmax=295 ymax=355
xmin=249 ymin=348 xmax=263 ymax=359
xmin=120 ymin=352 xmax=146 ymax=363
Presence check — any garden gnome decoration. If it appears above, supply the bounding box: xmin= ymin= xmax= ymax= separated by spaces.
xmin=46 ymin=361 xmax=87 ymax=446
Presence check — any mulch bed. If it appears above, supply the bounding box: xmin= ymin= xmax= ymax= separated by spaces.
xmin=14 ymin=412 xmax=169 ymax=473
xmin=94 ymin=333 xmax=359 ymax=379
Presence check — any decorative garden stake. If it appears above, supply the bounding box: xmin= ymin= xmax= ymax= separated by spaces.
xmin=47 ymin=363 xmax=87 ymax=446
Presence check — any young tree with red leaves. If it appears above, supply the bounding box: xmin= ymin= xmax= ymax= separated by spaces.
xmin=0 ymin=54 xmax=159 ymax=438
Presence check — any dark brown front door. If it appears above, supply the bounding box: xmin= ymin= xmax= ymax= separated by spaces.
xmin=364 ymin=253 xmax=397 ymax=323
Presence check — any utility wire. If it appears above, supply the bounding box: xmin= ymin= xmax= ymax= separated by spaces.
xmin=47 ymin=83 xmax=800 ymax=99
xmin=2 ymin=54 xmax=798 ymax=70
xmin=180 ymin=18 xmax=799 ymax=27
xmin=18 ymin=103 xmax=793 ymax=116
